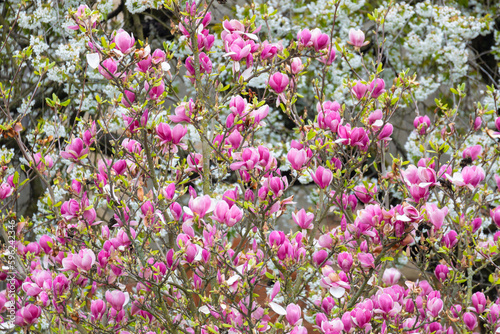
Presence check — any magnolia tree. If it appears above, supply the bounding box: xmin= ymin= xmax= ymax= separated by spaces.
xmin=1 ymin=0 xmax=500 ymax=333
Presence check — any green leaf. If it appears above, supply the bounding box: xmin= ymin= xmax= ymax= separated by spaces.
xmin=265 ymin=272 xmax=275 ymax=279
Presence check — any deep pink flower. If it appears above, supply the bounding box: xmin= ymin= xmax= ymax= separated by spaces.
xmin=98 ymin=58 xmax=118 ymax=79
xmin=352 ymin=81 xmax=368 ymax=99
xmin=311 ymin=28 xmax=330 ymax=51
xmin=441 ymin=230 xmax=458 ymax=248
xmin=15 ymin=304 xmax=41 ymax=326
xmin=286 ymin=303 xmax=302 ymax=326
xmin=337 ymin=124 xmax=370 ymax=150
xmin=462 ymin=145 xmax=482 ymax=161
xmin=297 ymin=28 xmax=312 ymax=47
xmin=91 ymin=299 xmax=107 ymax=321
xmin=0 ymin=183 xmax=13 ymax=199
xmin=290 ymin=57 xmax=304 ymax=74
xmin=427 ymin=297 xmax=443 ymax=318
xmin=369 ymin=78 xmax=386 ymax=98
xmin=424 ymin=203 xmax=448 ymax=231
xmin=471 ymin=292 xmax=486 ymax=313
xmin=358 ymin=252 xmax=375 ymax=268
xmin=354 ymin=184 xmax=377 ymax=204
xmin=145 ymin=80 xmax=165 ymax=100
xmin=491 ymin=207 xmax=500 ymax=228
xmin=151 ymin=49 xmax=166 ymax=64
xmin=292 ymin=209 xmax=314 ymax=229
xmin=311 ymin=166 xmax=333 ymax=189
xmin=474 ymin=116 xmax=482 ymax=130
xmin=287 ymin=148 xmax=307 ymax=170
xmin=170 ymin=99 xmax=194 ymax=123
xmin=155 ymin=123 xmax=188 ymax=154
xmin=269 ymin=72 xmax=289 ymax=94
xmin=337 ymin=252 xmax=353 ymax=272
xmin=463 ymin=312 xmax=477 ymax=331
xmin=72 ymin=248 xmax=96 ymax=271
xmin=61 ymin=138 xmax=89 ymax=161
xmin=187 ymin=195 xmax=213 ymax=218
xmin=413 ymin=115 xmax=431 ymax=135
xmin=434 ymin=264 xmax=449 ymax=282
xmin=113 ymin=29 xmax=135 ymax=54
xmin=105 ymin=290 xmax=130 ymax=311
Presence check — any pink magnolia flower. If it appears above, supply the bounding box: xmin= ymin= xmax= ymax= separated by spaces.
xmin=151 ymin=48 xmax=166 ymax=64
xmin=224 ymin=37 xmax=251 ymax=71
xmin=352 ymin=81 xmax=368 ymax=99
xmin=369 ymin=78 xmax=386 ymax=98
xmin=61 ymin=138 xmax=89 ymax=161
xmin=230 ymin=147 xmax=260 ymax=171
xmin=311 ymin=166 xmax=333 ymax=189
xmin=290 ymin=57 xmax=304 ymax=74
xmin=321 ymin=318 xmax=344 ymax=334
xmin=260 ymin=41 xmax=280 ymax=60
xmin=446 ymin=165 xmax=484 ymax=189
xmin=121 ymin=89 xmax=136 ymax=108
xmin=186 ymin=153 xmax=203 ymax=173
xmin=211 ymin=200 xmax=243 ymax=227
xmin=348 ymin=28 xmax=368 ymax=48
xmin=135 ymin=56 xmax=152 ymax=73
xmin=286 ymin=303 xmax=302 ymax=326
xmin=382 ymin=268 xmax=401 ymax=286
xmin=354 ymin=184 xmax=377 ymax=204
xmin=15 ymin=304 xmax=41 ymax=326
xmin=413 ymin=115 xmax=431 ymax=135
xmin=434 ymin=264 xmax=449 ymax=282
xmin=473 ymin=116 xmax=482 ymax=130
xmin=311 ymin=28 xmax=330 ymax=51
xmin=269 ymin=72 xmax=289 ymax=94
xmin=61 ymin=199 xmax=79 ymax=220
xmin=319 ymin=47 xmax=336 ymax=65
xmin=113 ymin=29 xmax=135 ymax=54
xmin=98 ymin=58 xmax=118 ymax=79
xmin=427 ymin=297 xmax=444 ymax=318
xmin=33 ymin=153 xmax=54 ymax=172
xmin=491 ymin=207 xmax=500 ymax=228
xmin=0 ymin=183 xmax=13 ymax=199
xmin=471 ymin=292 xmax=486 ymax=313
xmin=72 ymin=248 xmax=96 ymax=271
xmin=287 ymin=148 xmax=307 ymax=170
xmin=424 ymin=203 xmax=448 ymax=231
xmin=39 ymin=235 xmax=53 ymax=254
xmin=292 ymin=209 xmax=314 ymax=229
xmin=471 ymin=217 xmax=482 ymax=233
xmin=170 ymin=99 xmax=194 ymax=123
xmin=22 ymin=282 xmax=42 ymax=296
xmin=145 ymin=79 xmax=165 ymax=100
xmin=155 ymin=123 xmax=188 ymax=154
xmin=442 ymin=230 xmax=458 ymax=248
xmin=297 ymin=28 xmax=313 ymax=47
xmin=122 ymin=138 xmax=142 ymax=154
xmin=337 ymin=124 xmax=370 ymax=150
xmin=105 ymin=290 xmax=130 ymax=311
xmin=337 ymin=252 xmax=353 ymax=272
xmin=91 ymin=299 xmax=107 ymax=321
xmin=377 ymin=123 xmax=393 ymax=142
xmin=462 ymin=145 xmax=482 ymax=161
xmin=67 ymin=5 xmax=89 ymax=30
xmin=358 ymin=252 xmax=375 ymax=268
xmin=463 ymin=312 xmax=477 ymax=331
xmin=187 ymin=195 xmax=213 ymax=218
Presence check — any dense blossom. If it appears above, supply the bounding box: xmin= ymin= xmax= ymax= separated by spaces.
xmin=0 ymin=0 xmax=499 ymax=333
